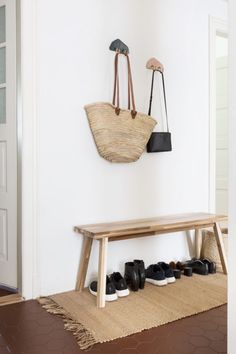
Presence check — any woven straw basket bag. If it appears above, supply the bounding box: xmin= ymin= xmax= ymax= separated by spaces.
xmin=202 ymin=228 xmax=228 ymax=272
xmin=85 ymin=53 xmax=157 ymax=163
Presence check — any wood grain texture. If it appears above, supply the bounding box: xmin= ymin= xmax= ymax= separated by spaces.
xmin=74 ymin=213 xmax=228 ymax=309
xmin=76 ymin=236 xmax=93 ymax=291
xmin=97 ymin=238 xmax=108 ymax=308
xmin=0 ymin=294 xmax=23 ymax=306
xmin=195 ymin=229 xmax=202 ymax=259
xmin=213 ymin=222 xmax=228 ymax=274
xmin=74 ymin=213 xmax=227 ymax=240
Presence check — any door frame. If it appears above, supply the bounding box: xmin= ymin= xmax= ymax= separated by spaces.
xmin=16 ymin=0 xmax=22 ymax=296
xmin=0 ymin=0 xmax=18 ymax=291
xmin=17 ymin=0 xmax=40 ymax=299
xmin=209 ymin=16 xmax=228 ymax=213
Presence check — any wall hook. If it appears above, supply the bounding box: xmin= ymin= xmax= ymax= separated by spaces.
xmin=109 ymin=39 xmax=129 ymax=54
xmin=146 ymin=57 xmax=164 ymax=72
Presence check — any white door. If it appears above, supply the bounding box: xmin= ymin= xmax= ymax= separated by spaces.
xmin=215 ymin=55 xmax=228 ymax=215
xmin=0 ymin=0 xmax=17 ymax=288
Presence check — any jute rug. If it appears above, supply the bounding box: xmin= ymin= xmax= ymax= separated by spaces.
xmin=39 ymin=273 xmax=227 ymax=350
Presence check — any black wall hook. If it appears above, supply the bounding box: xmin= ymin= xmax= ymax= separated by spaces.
xmin=109 ymin=39 xmax=129 ymax=54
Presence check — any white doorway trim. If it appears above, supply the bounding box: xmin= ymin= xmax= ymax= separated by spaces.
xmin=209 ymin=16 xmax=228 ymax=213
xmin=0 ymin=0 xmax=17 ymax=289
xmin=19 ymin=0 xmax=40 ymax=299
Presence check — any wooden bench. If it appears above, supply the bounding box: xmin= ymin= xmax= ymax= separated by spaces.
xmin=74 ymin=212 xmax=227 ymax=308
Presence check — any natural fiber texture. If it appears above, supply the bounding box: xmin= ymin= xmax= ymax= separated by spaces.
xmin=39 ymin=297 xmax=97 ymax=350
xmin=39 ymin=273 xmax=227 ymax=350
xmin=202 ymin=229 xmax=228 ymax=272
xmin=85 ymin=102 xmax=156 ymax=163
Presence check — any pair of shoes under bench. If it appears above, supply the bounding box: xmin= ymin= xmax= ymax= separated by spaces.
xmin=145 ymin=262 xmax=176 ymax=286
xmin=89 ymin=273 xmax=129 ymax=302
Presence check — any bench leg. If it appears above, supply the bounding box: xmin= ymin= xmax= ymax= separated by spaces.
xmin=213 ymin=222 xmax=228 ymax=274
xmin=75 ymin=236 xmax=93 ymax=291
xmin=195 ymin=229 xmax=202 ymax=259
xmin=97 ymin=237 xmax=108 ymax=308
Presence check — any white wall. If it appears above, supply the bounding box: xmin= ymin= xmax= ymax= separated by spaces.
xmin=228 ymin=0 xmax=236 ymax=352
xmin=33 ymin=0 xmax=227 ymax=295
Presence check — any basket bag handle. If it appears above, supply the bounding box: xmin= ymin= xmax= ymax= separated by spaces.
xmin=112 ymin=53 xmax=137 ymax=119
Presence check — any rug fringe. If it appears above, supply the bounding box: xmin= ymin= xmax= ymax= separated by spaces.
xmin=38 ymin=297 xmax=97 ymax=350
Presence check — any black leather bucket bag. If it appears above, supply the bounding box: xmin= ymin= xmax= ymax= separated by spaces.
xmin=146 ymin=70 xmax=172 ymax=153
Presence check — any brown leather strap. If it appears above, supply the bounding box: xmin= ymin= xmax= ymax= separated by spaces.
xmin=112 ymin=53 xmax=137 ymax=118
xmin=128 ymin=76 xmax=130 ymax=110
xmin=112 ymin=53 xmax=119 ymax=108
xmin=126 ymin=54 xmax=137 ymax=118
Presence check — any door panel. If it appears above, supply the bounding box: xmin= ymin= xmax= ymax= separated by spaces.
xmin=0 ymin=140 xmax=6 ymax=192
xmin=0 ymin=6 xmax=5 ymax=43
xmin=216 ymin=149 xmax=228 ymax=178
xmin=216 ymin=190 xmax=228 ymax=215
xmin=215 ymin=56 xmax=228 ymax=215
xmin=216 ymin=109 xmax=228 ymax=144
xmin=0 ymin=87 xmax=6 ymax=123
xmin=0 ymin=208 xmax=7 ymax=261
xmin=0 ymin=47 xmax=6 ymax=83
xmin=0 ymin=0 xmax=17 ymax=288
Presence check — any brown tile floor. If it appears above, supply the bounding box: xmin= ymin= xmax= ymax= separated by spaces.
xmin=0 ymin=300 xmax=226 ymax=354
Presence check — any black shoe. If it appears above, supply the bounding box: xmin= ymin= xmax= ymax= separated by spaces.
xmin=158 ymin=262 xmax=176 ymax=284
xmin=185 ymin=259 xmax=209 ymax=275
xmin=145 ymin=264 xmax=167 ymax=286
xmin=173 ymin=269 xmax=182 ymax=279
xmin=134 ymin=260 xmax=146 ymax=289
xmin=109 ymin=272 xmax=130 ymax=297
xmin=201 ymin=258 xmax=216 ymax=274
xmin=89 ymin=276 xmax=118 ymax=301
xmin=183 ymin=267 xmax=193 ymax=277
xmin=124 ymin=262 xmax=139 ymax=291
